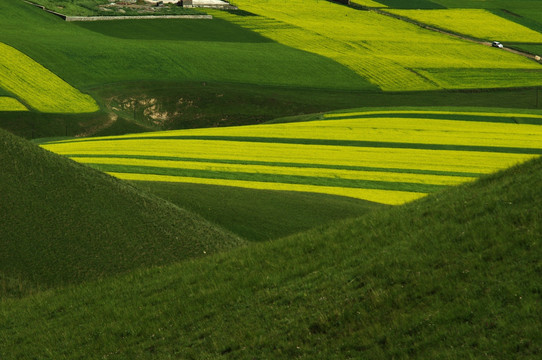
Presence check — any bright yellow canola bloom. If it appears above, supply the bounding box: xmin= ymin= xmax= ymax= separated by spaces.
xmin=69 ymin=110 xmax=542 ymax=150
xmin=107 ymin=172 xmax=426 ymax=205
xmin=42 ymin=111 xmax=542 ymax=205
xmin=43 ymin=138 xmax=536 ymax=175
xmin=0 ymin=42 xmax=99 ymax=113
xmin=208 ymin=1 xmax=541 ymax=91
xmin=0 ymin=97 xmax=28 ymax=111
xmin=388 ymin=9 xmax=542 ymax=43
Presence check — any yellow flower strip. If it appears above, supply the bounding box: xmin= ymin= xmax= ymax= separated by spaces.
xmin=388 ymin=9 xmax=542 ymax=43
xmin=106 ymin=172 xmax=426 ymax=205
xmin=42 ymin=139 xmax=536 ymax=174
xmin=0 ymin=97 xmax=28 ymax=111
xmin=0 ymin=42 xmax=99 ymax=113
xmin=73 ymin=156 xmax=475 ymax=186
xmin=60 ymin=115 xmax=542 ymax=150
xmin=324 ymin=110 xmax=542 ymax=120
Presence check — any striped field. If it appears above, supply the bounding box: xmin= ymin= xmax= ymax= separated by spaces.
xmin=41 ymin=109 xmax=542 ymax=205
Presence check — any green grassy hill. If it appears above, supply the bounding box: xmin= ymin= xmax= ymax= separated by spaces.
xmin=1 ymin=147 xmax=541 ymax=358
xmin=0 ymin=128 xmax=244 ymax=294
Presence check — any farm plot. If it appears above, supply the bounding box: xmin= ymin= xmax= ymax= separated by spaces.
xmin=41 ymin=110 xmax=542 ymax=205
xmin=388 ymin=9 xmax=542 ymax=42
xmin=0 ymin=97 xmax=28 ymax=111
xmin=209 ymin=0 xmax=542 ymax=91
xmin=0 ymin=42 xmax=99 ymax=113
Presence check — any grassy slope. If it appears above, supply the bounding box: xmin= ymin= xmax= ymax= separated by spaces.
xmin=0 ymin=128 xmax=244 ymax=294
xmin=134 ymin=181 xmax=384 ymax=242
xmin=1 ymin=150 xmax=541 ymax=359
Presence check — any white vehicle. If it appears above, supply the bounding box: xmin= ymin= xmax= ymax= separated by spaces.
xmin=492 ymin=41 xmax=504 ymax=49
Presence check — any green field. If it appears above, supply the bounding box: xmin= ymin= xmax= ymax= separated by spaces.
xmin=41 ymin=108 xmax=542 ymax=205
xmin=216 ymin=0 xmax=542 ymax=91
xmin=1 ymin=151 xmax=541 ymax=358
xmin=2 ymin=0 xmax=542 ymax=358
xmin=0 ymin=128 xmax=243 ymax=291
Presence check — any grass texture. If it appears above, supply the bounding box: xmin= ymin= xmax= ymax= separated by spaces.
xmin=211 ymin=0 xmax=542 ymax=91
xmin=0 ymin=42 xmax=99 ymax=113
xmin=134 ymin=181 xmax=384 ymax=242
xmin=1 ymin=152 xmax=541 ymax=359
xmin=41 ymin=109 xmax=542 ymax=205
xmin=0 ymin=128 xmax=244 ymax=293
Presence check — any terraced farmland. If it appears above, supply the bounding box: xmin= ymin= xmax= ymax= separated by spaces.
xmin=0 ymin=42 xmax=99 ymax=113
xmin=209 ymin=0 xmax=542 ymax=91
xmin=388 ymin=9 xmax=542 ymax=42
xmin=0 ymin=97 xmax=28 ymax=111
xmin=41 ymin=109 xmax=542 ymax=205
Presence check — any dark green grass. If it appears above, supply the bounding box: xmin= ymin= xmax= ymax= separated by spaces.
xmin=86 ymin=163 xmax=445 ymax=193
xmin=89 ymin=82 xmax=542 ymax=132
xmin=1 ymin=151 xmax=541 ymax=359
xmin=134 ymin=181 xmax=384 ymax=241
xmin=0 ymin=128 xmax=244 ymax=295
xmin=75 ymin=18 xmax=271 ymax=42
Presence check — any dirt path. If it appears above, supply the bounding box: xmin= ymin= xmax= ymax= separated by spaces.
xmin=367 ymin=7 xmax=542 ymax=63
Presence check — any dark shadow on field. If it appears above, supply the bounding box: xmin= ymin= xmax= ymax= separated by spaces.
xmin=74 ymin=18 xmax=272 ymax=42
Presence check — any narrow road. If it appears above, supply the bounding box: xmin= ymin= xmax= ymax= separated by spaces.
xmin=366 ymin=7 xmax=542 ymax=63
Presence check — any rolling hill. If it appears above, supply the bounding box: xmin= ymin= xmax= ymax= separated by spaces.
xmin=0 ymin=128 xmax=244 ymax=294
xmin=1 ymin=143 xmax=540 ymax=359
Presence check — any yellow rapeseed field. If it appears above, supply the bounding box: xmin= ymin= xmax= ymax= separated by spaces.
xmin=42 ymin=110 xmax=542 ymax=205
xmin=208 ymin=0 xmax=541 ymax=91
xmin=350 ymin=0 xmax=387 ymax=7
xmin=0 ymin=42 xmax=99 ymax=113
xmin=0 ymin=97 xmax=28 ymax=111
xmin=388 ymin=9 xmax=542 ymax=42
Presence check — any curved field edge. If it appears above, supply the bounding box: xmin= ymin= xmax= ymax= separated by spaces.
xmin=41 ymin=108 xmax=542 ymax=205
xmin=0 ymin=42 xmax=99 ymax=113
xmin=0 ymin=128 xmax=244 ymax=292
xmin=1 ymin=155 xmax=541 ymax=358
xmin=133 ymin=180 xmax=385 ymax=242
